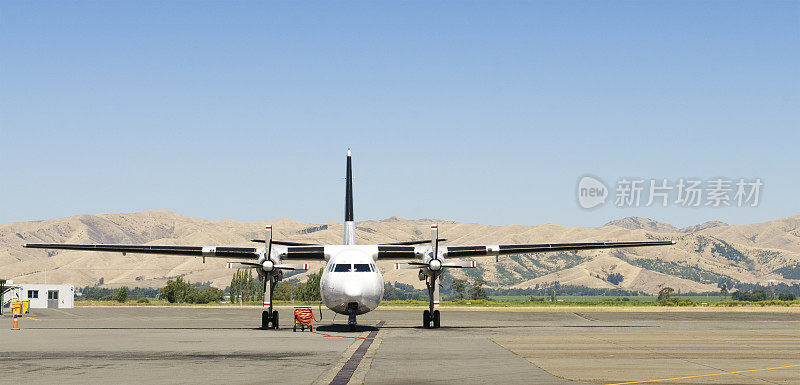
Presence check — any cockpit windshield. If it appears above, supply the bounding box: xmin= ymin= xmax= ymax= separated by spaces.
xmin=353 ymin=264 xmax=371 ymax=272
xmin=333 ymin=264 xmax=351 ymax=272
xmin=331 ymin=263 xmax=373 ymax=272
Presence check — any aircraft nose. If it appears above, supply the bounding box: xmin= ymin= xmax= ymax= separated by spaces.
xmin=344 ymin=282 xmax=362 ymax=299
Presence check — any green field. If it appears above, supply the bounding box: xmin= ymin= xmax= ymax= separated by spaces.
xmin=74 ymin=296 xmax=798 ymax=308
xmin=488 ymin=295 xmax=729 ymax=303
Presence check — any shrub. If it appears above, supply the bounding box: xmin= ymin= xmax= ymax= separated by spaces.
xmin=137 ymin=297 xmax=150 ymax=304
xmin=778 ymin=292 xmax=796 ymax=301
xmin=657 ymin=297 xmax=693 ymax=306
xmin=115 ymin=286 xmax=128 ymax=303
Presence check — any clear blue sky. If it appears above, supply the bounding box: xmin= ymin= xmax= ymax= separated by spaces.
xmin=1 ymin=1 xmax=798 ymax=228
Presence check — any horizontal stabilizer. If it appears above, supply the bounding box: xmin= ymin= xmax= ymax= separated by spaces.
xmin=393 ymin=260 xmax=476 ymax=269
xmin=250 ymin=239 xmax=320 ymax=246
xmin=227 ymin=262 xmax=309 ymax=270
xmin=381 ymin=238 xmax=447 ymax=246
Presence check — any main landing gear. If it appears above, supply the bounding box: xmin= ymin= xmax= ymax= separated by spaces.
xmin=262 ymin=310 xmax=279 ymax=329
xmin=423 ymin=309 xmax=440 ymax=329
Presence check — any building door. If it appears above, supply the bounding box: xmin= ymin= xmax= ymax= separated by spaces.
xmin=47 ymin=290 xmax=59 ymax=309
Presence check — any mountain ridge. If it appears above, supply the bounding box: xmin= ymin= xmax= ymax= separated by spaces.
xmin=2 ymin=211 xmax=798 ymax=294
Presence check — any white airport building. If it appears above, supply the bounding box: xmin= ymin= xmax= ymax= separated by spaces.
xmin=1 ymin=282 xmax=74 ymax=310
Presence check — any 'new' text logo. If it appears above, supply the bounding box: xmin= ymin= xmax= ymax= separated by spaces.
xmin=578 ymin=176 xmax=608 ymax=209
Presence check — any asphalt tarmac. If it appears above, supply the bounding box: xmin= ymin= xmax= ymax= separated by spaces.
xmin=1 ymin=307 xmax=798 ymax=384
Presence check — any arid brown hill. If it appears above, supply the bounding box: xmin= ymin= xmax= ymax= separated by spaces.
xmin=2 ymin=211 xmax=798 ymax=294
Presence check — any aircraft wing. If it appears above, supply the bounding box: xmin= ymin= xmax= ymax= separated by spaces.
xmin=443 ymin=240 xmax=675 ymax=257
xmin=22 ymin=243 xmax=259 ymax=259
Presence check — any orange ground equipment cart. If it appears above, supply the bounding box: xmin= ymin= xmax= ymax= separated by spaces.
xmin=293 ymin=307 xmax=314 ymax=332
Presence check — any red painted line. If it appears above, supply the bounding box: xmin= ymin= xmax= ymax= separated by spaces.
xmin=312 ymin=331 xmax=366 ymax=340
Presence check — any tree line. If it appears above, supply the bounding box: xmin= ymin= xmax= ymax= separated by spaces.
xmin=77 ymin=278 xmax=223 ymax=304
xmin=229 ymin=269 xmax=263 ymax=303
xmin=381 ymin=278 xmax=488 ymax=301
xmin=272 ymin=269 xmax=322 ymax=301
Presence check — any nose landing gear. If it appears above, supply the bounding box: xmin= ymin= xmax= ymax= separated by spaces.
xmin=423 ymin=269 xmax=442 ymax=329
xmin=423 ymin=309 xmax=440 ymax=329
xmin=347 ymin=302 xmax=359 ymax=331
xmin=262 ymin=310 xmax=279 ymax=329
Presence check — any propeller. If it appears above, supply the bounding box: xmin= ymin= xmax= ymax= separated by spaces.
xmin=429 ymin=225 xmax=442 ymax=314
xmin=393 ymin=224 xmax=478 ymax=328
xmin=225 ymin=225 xmax=309 ymax=329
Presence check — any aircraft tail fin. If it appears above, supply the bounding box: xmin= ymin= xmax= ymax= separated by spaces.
xmin=344 ymin=149 xmax=355 ymax=245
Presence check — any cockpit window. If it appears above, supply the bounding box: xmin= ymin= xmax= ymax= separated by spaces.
xmin=353 ymin=264 xmax=371 ymax=272
xmin=331 ymin=263 xmax=374 ymax=272
xmin=333 ymin=264 xmax=351 ymax=272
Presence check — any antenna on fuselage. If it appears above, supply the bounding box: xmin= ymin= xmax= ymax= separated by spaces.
xmin=344 ymin=148 xmax=355 ymax=245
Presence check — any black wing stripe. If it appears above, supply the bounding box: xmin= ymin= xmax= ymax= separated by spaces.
xmin=23 ymin=244 xmax=203 ymax=256
xmin=22 ymin=243 xmax=259 ymax=258
xmin=446 ymin=246 xmax=488 ymax=257
xmin=286 ymin=246 xmax=325 ymax=259
xmin=497 ymin=241 xmax=674 ymax=255
xmin=377 ymin=245 xmax=416 ymax=259
xmin=215 ymin=246 xmax=259 ymax=257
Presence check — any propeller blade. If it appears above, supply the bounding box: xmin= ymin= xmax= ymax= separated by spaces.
xmin=274 ymin=263 xmax=309 ymax=271
xmin=226 ymin=262 xmax=261 ymax=269
xmin=441 ymin=260 xmax=478 ymax=268
xmin=263 ymin=272 xmax=271 ymax=308
xmin=265 ymin=225 xmax=273 ymax=252
xmin=263 ymin=225 xmax=274 ymax=310
xmin=431 ymin=225 xmax=439 ymax=260
xmin=433 ymin=272 xmax=440 ymax=308
xmin=394 ymin=262 xmax=424 ymax=269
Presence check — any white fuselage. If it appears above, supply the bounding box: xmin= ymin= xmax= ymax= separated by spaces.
xmin=319 ymin=246 xmax=384 ymax=315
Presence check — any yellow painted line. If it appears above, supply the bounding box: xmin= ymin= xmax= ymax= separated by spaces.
xmin=25 ymin=317 xmax=40 ymax=321
xmin=604 ymin=364 xmax=800 ymax=385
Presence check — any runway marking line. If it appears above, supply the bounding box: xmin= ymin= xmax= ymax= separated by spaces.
xmin=328 ymin=321 xmax=385 ymax=385
xmin=604 ymin=364 xmax=800 ymax=385
xmin=312 ymin=330 xmax=367 ymax=340
xmin=631 ymin=320 xmax=800 ymax=323
xmin=25 ymin=317 xmax=40 ymax=321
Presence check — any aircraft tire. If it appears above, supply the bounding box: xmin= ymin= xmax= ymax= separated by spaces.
xmin=423 ymin=310 xmax=431 ymax=328
xmin=272 ymin=311 xmax=279 ymax=329
xmin=262 ymin=310 xmax=270 ymax=330
xmin=433 ymin=310 xmax=440 ymax=328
